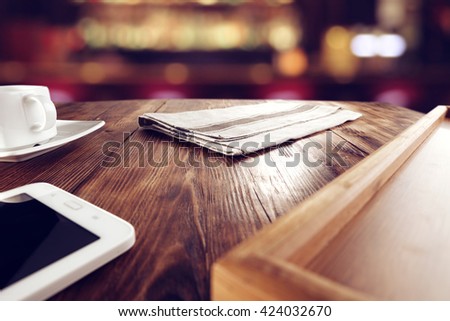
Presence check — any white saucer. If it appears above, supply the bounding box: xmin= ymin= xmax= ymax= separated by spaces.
xmin=0 ymin=120 xmax=105 ymax=162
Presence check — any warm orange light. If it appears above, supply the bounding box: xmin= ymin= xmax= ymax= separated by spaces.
xmin=249 ymin=63 xmax=273 ymax=84
xmin=164 ymin=63 xmax=190 ymax=84
xmin=80 ymin=62 xmax=106 ymax=84
xmin=274 ymin=48 xmax=308 ymax=77
xmin=321 ymin=26 xmax=359 ymax=81
xmin=325 ymin=26 xmax=349 ymax=50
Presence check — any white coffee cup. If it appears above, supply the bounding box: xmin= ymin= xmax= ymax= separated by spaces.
xmin=0 ymin=85 xmax=57 ymax=150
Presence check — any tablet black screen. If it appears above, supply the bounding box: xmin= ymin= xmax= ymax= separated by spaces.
xmin=0 ymin=195 xmax=99 ymax=290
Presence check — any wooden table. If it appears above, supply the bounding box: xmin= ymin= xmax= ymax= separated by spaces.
xmin=0 ymin=99 xmax=423 ymax=300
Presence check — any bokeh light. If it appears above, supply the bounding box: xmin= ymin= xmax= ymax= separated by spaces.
xmin=274 ymin=48 xmax=308 ymax=77
xmin=351 ymin=33 xmax=407 ymax=58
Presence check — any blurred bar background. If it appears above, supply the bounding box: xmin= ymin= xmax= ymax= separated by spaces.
xmin=0 ymin=0 xmax=449 ymax=112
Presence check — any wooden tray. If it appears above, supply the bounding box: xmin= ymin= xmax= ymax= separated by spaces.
xmin=212 ymin=105 xmax=450 ymax=300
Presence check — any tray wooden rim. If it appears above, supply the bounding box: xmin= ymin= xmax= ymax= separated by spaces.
xmin=211 ymin=105 xmax=448 ymax=301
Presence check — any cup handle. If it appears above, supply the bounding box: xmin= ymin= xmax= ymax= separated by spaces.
xmin=22 ymin=94 xmax=57 ymax=132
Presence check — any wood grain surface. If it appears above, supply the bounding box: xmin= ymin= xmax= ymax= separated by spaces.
xmin=307 ymin=118 xmax=450 ymax=300
xmin=212 ymin=105 xmax=446 ymax=301
xmin=0 ymin=99 xmax=422 ymax=300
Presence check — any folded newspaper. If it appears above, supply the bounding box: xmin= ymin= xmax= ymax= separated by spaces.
xmin=138 ymin=101 xmax=361 ymax=156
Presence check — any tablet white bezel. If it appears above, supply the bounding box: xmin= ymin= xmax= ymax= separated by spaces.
xmin=0 ymin=182 xmax=135 ymax=300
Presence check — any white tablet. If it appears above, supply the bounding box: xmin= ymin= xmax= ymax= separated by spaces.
xmin=0 ymin=182 xmax=135 ymax=300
